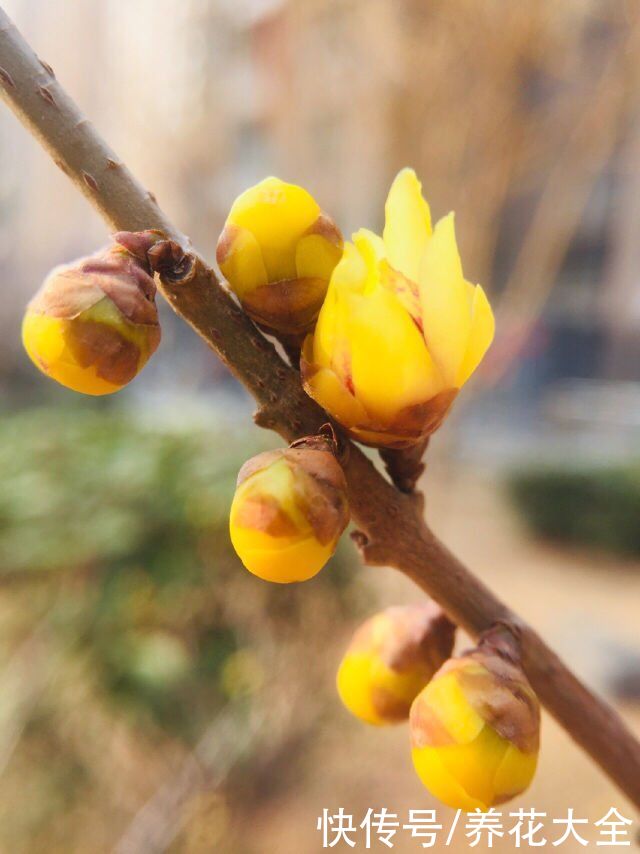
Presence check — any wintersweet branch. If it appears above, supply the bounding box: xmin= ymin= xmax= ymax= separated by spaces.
xmin=1 ymin=7 xmax=639 ymax=807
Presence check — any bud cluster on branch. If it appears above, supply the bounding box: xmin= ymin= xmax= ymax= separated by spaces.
xmin=5 ymin=11 xmax=638 ymax=805
xmin=21 ymin=168 xmax=520 ymax=810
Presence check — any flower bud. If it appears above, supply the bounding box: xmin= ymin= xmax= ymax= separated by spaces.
xmin=229 ymin=437 xmax=349 ymax=583
xmin=337 ymin=603 xmax=455 ymax=726
xmin=22 ymin=233 xmax=161 ymax=395
xmin=216 ymin=177 xmax=343 ymax=336
xmin=302 ymin=168 xmax=494 ymax=448
xmin=410 ymin=636 xmax=540 ymax=811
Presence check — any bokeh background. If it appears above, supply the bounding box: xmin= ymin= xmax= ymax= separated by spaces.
xmin=1 ymin=0 xmax=640 ymax=851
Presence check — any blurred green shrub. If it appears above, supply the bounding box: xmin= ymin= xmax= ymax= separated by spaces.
xmin=0 ymin=406 xmax=363 ymax=851
xmin=507 ymin=463 xmax=640 ymax=558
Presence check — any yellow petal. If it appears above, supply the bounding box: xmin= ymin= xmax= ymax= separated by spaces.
xmin=422 ymin=671 xmax=485 ymax=744
xmin=412 ymin=745 xmax=488 ymax=812
xmin=302 ymin=365 xmax=369 ymax=430
xmin=383 ymin=168 xmax=432 ymax=284
xmin=336 ymin=652 xmax=387 ymax=726
xmin=435 ymin=725 xmax=507 ymax=809
xmin=295 ymin=232 xmax=342 ymax=282
xmin=310 ymin=242 xmax=369 ymax=371
xmin=353 ymin=228 xmax=386 ymax=265
xmin=456 ymin=284 xmax=495 ymax=387
xmin=217 ymin=224 xmax=268 ymax=298
xmin=228 ymin=177 xmax=320 ymax=282
xmin=347 ymin=285 xmax=442 ymax=420
xmin=230 ymin=530 xmax=333 ymax=583
xmin=21 ymin=311 xmax=135 ymax=396
xmin=418 ymin=213 xmax=473 ymax=385
xmin=493 ymin=742 xmax=538 ymax=802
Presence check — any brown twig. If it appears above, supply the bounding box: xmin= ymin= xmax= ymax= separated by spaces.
xmin=0 ymin=6 xmax=639 ymax=807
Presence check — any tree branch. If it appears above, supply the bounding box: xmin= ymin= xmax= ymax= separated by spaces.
xmin=1 ymin=6 xmax=639 ymax=807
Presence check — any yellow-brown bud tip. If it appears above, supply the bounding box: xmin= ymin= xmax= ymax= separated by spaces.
xmin=336 ymin=603 xmax=455 ymax=725
xmin=229 ymin=438 xmax=349 ymax=584
xmin=216 ymin=177 xmax=343 ymax=336
xmin=409 ymin=637 xmax=540 ymax=810
xmin=22 ymin=236 xmax=161 ymax=395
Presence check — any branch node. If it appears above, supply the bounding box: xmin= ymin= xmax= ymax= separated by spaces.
xmin=82 ymin=171 xmax=98 ymax=192
xmin=253 ymin=406 xmax=278 ymax=429
xmin=37 ymin=85 xmax=56 ymax=107
xmin=38 ymin=57 xmax=54 ymax=77
xmin=477 ymin=620 xmax=523 ymax=664
xmin=147 ymin=239 xmax=196 ymax=285
xmin=0 ymin=66 xmax=15 ymax=88
xmin=350 ymin=529 xmax=391 ymax=566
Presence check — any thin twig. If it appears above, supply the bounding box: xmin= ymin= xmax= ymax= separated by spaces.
xmin=0 ymin=6 xmax=638 ymax=807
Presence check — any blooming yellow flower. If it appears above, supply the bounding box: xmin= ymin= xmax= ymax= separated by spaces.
xmin=229 ymin=440 xmax=349 ymax=584
xmin=22 ymin=236 xmax=161 ymax=396
xmin=336 ymin=603 xmax=454 ymax=726
xmin=410 ymin=647 xmax=540 ymax=811
xmin=302 ymin=168 xmax=494 ymax=448
xmin=216 ymin=177 xmax=343 ymax=336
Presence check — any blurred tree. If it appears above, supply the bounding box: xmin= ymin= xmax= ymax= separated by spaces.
xmin=0 ymin=407 xmax=363 ymax=851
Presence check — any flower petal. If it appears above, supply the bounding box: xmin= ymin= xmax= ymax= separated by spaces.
xmin=217 ymin=224 xmax=268 ymax=297
xmin=383 ymin=168 xmax=432 ymax=283
xmin=456 ymin=284 xmax=495 ymax=387
xmin=302 ymin=364 xmax=369 ymax=429
xmin=346 ymin=285 xmax=442 ymax=421
xmin=411 ymin=745 xmax=488 ymax=812
xmin=418 ymin=213 xmax=473 ymax=385
xmin=493 ymin=742 xmax=538 ymax=803
xmin=295 ymin=214 xmax=344 ymax=282
xmin=227 ymin=177 xmax=321 ymax=281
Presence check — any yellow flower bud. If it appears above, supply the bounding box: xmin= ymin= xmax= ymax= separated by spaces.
xmin=229 ymin=437 xmax=349 ymax=584
xmin=302 ymin=168 xmax=495 ymax=448
xmin=216 ymin=177 xmax=343 ymax=336
xmin=336 ymin=603 xmax=455 ymax=726
xmin=410 ymin=641 xmax=540 ymax=811
xmin=22 ymin=233 xmax=161 ymax=395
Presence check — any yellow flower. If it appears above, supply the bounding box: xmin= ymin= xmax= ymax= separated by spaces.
xmin=410 ymin=647 xmax=540 ymax=811
xmin=302 ymin=168 xmax=494 ymax=448
xmin=229 ymin=438 xmax=349 ymax=584
xmin=22 ymin=235 xmax=161 ymax=396
xmin=337 ymin=603 xmax=454 ymax=726
xmin=216 ymin=177 xmax=343 ymax=337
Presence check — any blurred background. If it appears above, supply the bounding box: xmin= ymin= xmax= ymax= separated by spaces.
xmin=1 ymin=0 xmax=640 ymax=851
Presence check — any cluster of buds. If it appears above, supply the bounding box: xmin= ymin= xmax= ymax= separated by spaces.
xmin=21 ymin=169 xmax=508 ymax=812
xmin=336 ymin=604 xmax=455 ymax=725
xmin=217 ymin=173 xmax=522 ymax=810
xmin=229 ymin=435 xmax=349 ymax=584
xmin=336 ymin=605 xmax=540 ymax=809
xmin=22 ymin=232 xmax=161 ymax=395
xmin=410 ymin=629 xmax=540 ymax=811
xmin=216 ymin=177 xmax=343 ymax=341
xmin=216 ymin=170 xmax=494 ymax=449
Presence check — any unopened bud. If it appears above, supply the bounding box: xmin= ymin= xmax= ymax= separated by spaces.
xmin=216 ymin=177 xmax=343 ymax=337
xmin=22 ymin=232 xmax=161 ymax=395
xmin=337 ymin=603 xmax=455 ymax=726
xmin=410 ymin=630 xmax=540 ymax=811
xmin=229 ymin=436 xmax=349 ymax=583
